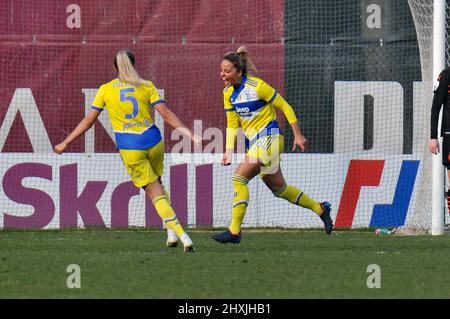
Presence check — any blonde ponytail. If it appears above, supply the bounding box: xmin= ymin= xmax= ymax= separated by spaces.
xmin=115 ymin=50 xmax=147 ymax=87
xmin=236 ymin=46 xmax=257 ymax=74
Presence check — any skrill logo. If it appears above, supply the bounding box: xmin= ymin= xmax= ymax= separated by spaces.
xmin=1 ymin=162 xmax=213 ymax=228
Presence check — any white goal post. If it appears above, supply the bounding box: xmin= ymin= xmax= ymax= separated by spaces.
xmin=432 ymin=0 xmax=445 ymax=235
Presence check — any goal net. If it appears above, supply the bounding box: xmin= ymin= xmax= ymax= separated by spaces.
xmin=0 ymin=0 xmax=443 ymax=231
xmin=406 ymin=0 xmax=450 ymax=233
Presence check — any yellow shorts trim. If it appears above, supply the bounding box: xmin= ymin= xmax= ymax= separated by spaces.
xmin=119 ymin=140 xmax=164 ymax=188
xmin=246 ymin=134 xmax=284 ymax=176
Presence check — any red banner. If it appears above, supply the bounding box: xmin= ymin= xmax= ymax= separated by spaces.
xmin=0 ymin=0 xmax=285 ymax=152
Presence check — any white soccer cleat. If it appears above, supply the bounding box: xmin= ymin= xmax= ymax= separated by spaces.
xmin=166 ymin=228 xmax=179 ymax=248
xmin=180 ymin=233 xmax=195 ymax=253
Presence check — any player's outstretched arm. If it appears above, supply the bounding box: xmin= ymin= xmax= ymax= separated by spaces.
xmin=54 ymin=109 xmax=100 ymax=154
xmin=268 ymin=88 xmax=307 ymax=152
xmin=154 ymin=103 xmax=202 ymax=146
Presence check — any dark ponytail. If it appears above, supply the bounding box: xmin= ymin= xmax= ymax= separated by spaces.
xmin=223 ymin=46 xmax=257 ymax=75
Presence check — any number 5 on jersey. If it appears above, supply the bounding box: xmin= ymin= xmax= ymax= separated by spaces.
xmin=120 ymin=88 xmax=138 ymax=119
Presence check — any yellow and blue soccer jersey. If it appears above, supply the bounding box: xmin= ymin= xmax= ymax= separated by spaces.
xmin=223 ymin=75 xmax=298 ymax=150
xmin=91 ymin=78 xmax=164 ymax=150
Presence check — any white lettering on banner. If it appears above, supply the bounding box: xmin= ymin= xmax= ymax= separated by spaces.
xmin=171 ymin=120 xmax=227 ymax=164
xmin=366 ymin=4 xmax=381 ymax=29
xmin=334 ymin=81 xmax=403 ymax=154
xmin=0 ymin=88 xmax=53 ymax=152
xmin=66 ymin=4 xmax=82 ymax=29
xmin=203 ymin=126 xmax=224 ymax=155
xmin=0 ymin=83 xmax=424 ymax=155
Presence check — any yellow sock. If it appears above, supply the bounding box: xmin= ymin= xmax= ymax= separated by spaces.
xmin=152 ymin=195 xmax=185 ymax=237
xmin=274 ymin=184 xmax=322 ymax=215
xmin=229 ymin=174 xmax=249 ymax=235
xmin=161 ymin=185 xmax=171 ymax=230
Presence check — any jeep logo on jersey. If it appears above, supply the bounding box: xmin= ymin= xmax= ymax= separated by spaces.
xmin=235 ymin=106 xmax=250 ymax=113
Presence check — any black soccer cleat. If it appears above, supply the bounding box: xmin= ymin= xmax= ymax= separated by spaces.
xmin=183 ymin=245 xmax=195 ymax=253
xmin=319 ymin=202 xmax=333 ymax=235
xmin=212 ymin=229 xmax=241 ymax=244
xmin=166 ymin=240 xmax=178 ymax=248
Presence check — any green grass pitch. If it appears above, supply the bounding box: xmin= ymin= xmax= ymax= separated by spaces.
xmin=0 ymin=228 xmax=449 ymax=298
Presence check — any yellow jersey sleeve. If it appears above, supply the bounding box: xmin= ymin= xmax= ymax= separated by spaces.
xmin=258 ymin=79 xmax=277 ymax=103
xmin=271 ymin=94 xmax=298 ymax=124
xmin=91 ymin=85 xmax=106 ymax=112
xmin=226 ymin=112 xmax=239 ymax=150
xmin=259 ymin=81 xmax=298 ymax=124
xmin=146 ymin=81 xmax=165 ymax=107
xmin=224 ymin=88 xmax=239 ymax=150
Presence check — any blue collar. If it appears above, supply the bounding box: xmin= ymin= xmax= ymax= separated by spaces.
xmin=230 ymin=75 xmax=247 ymax=102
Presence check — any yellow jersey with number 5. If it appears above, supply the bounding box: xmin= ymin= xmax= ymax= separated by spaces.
xmin=91 ymin=78 xmax=165 ymax=150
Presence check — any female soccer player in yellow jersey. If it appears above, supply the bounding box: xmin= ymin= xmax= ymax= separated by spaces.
xmin=212 ymin=46 xmax=333 ymax=244
xmin=54 ymin=50 xmax=201 ymax=252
